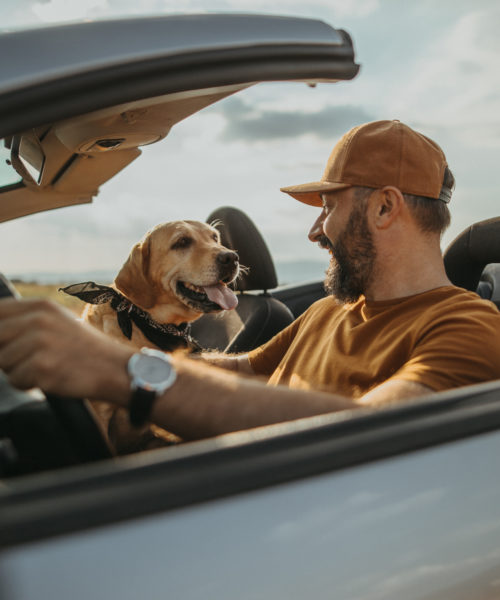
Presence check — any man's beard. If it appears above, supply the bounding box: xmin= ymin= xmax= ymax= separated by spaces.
xmin=322 ymin=204 xmax=376 ymax=304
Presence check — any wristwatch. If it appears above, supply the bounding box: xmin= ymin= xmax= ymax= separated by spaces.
xmin=127 ymin=347 xmax=177 ymax=427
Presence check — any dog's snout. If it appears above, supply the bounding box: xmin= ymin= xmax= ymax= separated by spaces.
xmin=217 ymin=250 xmax=239 ymax=266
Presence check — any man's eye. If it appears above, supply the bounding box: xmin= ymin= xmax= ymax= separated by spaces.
xmin=171 ymin=236 xmax=193 ymax=250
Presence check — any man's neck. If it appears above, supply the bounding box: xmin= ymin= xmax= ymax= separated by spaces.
xmin=365 ymin=237 xmax=452 ymax=302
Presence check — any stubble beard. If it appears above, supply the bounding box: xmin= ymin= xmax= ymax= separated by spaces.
xmin=323 ymin=204 xmax=376 ymax=304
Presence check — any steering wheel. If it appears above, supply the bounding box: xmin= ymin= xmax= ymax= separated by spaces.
xmin=0 ymin=273 xmax=112 ymax=476
xmin=46 ymin=394 xmax=113 ymax=458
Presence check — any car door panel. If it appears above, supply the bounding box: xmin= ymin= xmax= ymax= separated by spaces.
xmin=2 ymin=429 xmax=500 ymax=600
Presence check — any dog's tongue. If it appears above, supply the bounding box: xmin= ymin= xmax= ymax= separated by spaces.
xmin=203 ymin=283 xmax=238 ymax=310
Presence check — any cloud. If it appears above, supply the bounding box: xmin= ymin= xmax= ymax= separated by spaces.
xmin=387 ymin=7 xmax=500 ymax=140
xmin=210 ymin=0 xmax=380 ymax=19
xmin=217 ymin=98 xmax=373 ymax=141
xmin=1 ymin=0 xmax=48 ymax=30
xmin=32 ymin=0 xmax=109 ymax=22
xmin=110 ymin=0 xmax=380 ymax=20
xmin=14 ymin=0 xmax=380 ymax=27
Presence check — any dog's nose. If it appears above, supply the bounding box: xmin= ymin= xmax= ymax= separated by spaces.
xmin=217 ymin=250 xmax=239 ymax=266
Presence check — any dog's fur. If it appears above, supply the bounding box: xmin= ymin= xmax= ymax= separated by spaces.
xmin=82 ymin=220 xmax=240 ymax=454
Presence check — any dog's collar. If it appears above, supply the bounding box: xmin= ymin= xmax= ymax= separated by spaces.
xmin=60 ymin=281 xmax=201 ymax=352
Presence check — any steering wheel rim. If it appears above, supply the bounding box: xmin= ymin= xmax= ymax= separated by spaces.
xmin=46 ymin=394 xmax=114 ymax=462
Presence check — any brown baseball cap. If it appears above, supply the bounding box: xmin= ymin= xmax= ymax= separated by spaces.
xmin=280 ymin=120 xmax=450 ymax=207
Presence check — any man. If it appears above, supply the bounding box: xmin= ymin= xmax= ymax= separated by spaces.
xmin=1 ymin=120 xmax=500 ymax=440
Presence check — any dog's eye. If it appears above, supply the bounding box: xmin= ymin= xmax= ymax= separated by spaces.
xmin=171 ymin=236 xmax=193 ymax=250
xmin=212 ymin=233 xmax=219 ymax=242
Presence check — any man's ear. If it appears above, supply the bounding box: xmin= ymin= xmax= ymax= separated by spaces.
xmin=369 ymin=186 xmax=404 ymax=229
xmin=114 ymin=237 xmax=155 ymax=309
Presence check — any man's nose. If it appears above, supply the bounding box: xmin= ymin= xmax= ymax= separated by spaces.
xmin=308 ymin=214 xmax=325 ymax=243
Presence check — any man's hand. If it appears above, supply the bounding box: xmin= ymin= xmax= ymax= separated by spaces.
xmin=0 ymin=298 xmax=132 ymax=400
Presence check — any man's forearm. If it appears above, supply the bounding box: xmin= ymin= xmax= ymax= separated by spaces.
xmin=0 ymin=298 xmax=356 ymax=441
xmin=197 ymin=351 xmax=254 ymax=375
xmin=103 ymin=353 xmax=357 ymax=440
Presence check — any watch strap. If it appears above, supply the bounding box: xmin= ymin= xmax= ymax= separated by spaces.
xmin=129 ymin=387 xmax=157 ymax=428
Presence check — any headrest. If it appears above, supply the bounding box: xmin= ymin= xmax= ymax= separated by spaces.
xmin=207 ymin=206 xmax=278 ymax=291
xmin=444 ymin=217 xmax=500 ymax=290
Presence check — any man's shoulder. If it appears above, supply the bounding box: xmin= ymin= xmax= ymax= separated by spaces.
xmin=426 ymin=285 xmax=500 ymax=315
xmin=414 ymin=286 xmax=500 ymax=340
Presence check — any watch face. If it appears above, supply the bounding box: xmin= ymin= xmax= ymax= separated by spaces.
xmin=129 ymin=349 xmax=176 ymax=393
xmin=136 ymin=354 xmax=172 ymax=384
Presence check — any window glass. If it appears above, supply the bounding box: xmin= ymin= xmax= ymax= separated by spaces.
xmin=0 ymin=141 xmax=23 ymax=189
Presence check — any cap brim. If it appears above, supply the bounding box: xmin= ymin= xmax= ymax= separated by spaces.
xmin=280 ymin=181 xmax=351 ymax=207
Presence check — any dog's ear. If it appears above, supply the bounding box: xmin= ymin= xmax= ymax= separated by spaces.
xmin=114 ymin=238 xmax=155 ymax=309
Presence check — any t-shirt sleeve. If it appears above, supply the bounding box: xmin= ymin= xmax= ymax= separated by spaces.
xmin=390 ymin=301 xmax=500 ymax=391
xmin=247 ymin=311 xmax=306 ymax=377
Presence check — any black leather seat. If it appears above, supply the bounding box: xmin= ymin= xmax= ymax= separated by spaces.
xmin=444 ymin=217 xmax=500 ymax=306
xmin=190 ymin=207 xmax=294 ymax=352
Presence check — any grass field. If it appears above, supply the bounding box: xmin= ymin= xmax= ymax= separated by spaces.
xmin=11 ymin=281 xmax=85 ymax=316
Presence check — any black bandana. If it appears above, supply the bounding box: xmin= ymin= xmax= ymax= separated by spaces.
xmin=60 ymin=281 xmax=201 ymax=352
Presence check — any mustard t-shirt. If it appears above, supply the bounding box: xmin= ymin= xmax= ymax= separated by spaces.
xmin=248 ymin=286 xmax=500 ymax=398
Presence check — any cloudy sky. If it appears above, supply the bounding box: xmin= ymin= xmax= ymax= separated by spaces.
xmin=2 ymin=0 xmax=500 ymax=283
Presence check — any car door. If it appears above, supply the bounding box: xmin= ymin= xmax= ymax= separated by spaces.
xmin=2 ymin=382 xmax=500 ymax=600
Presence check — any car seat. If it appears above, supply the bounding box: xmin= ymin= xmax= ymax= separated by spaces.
xmin=444 ymin=217 xmax=500 ymax=307
xmin=190 ymin=206 xmax=294 ymax=352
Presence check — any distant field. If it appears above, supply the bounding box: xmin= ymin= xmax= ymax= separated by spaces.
xmin=12 ymin=281 xmax=85 ymax=316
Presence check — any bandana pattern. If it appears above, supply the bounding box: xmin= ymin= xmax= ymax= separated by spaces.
xmin=60 ymin=281 xmax=201 ymax=352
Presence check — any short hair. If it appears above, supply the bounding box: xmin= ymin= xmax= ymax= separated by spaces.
xmin=352 ymin=166 xmax=454 ymax=236
xmin=403 ymin=166 xmax=454 ymax=235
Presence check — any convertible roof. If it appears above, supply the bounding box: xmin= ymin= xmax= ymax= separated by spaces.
xmin=2 ymin=14 xmax=355 ymax=93
xmin=0 ymin=14 xmax=358 ymax=136
xmin=0 ymin=14 xmax=359 ymax=221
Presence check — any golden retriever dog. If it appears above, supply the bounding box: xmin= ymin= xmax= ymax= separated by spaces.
xmin=61 ymin=220 xmax=240 ymax=453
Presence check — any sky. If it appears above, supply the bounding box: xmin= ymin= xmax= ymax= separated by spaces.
xmin=2 ymin=0 xmax=500 ymax=283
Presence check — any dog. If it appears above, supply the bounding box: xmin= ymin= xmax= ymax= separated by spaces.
xmin=61 ymin=220 xmax=240 ymax=453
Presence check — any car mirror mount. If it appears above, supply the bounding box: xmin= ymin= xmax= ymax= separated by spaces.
xmin=10 ymin=131 xmax=45 ymax=186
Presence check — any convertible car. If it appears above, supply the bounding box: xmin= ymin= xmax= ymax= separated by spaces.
xmin=1 ymin=14 xmax=500 ymax=600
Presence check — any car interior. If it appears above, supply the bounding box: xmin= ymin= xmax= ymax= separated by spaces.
xmin=443 ymin=217 xmax=500 ymax=307
xmin=0 ymin=27 xmax=498 ymax=485
xmin=1 ymin=81 xmax=500 ymax=482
